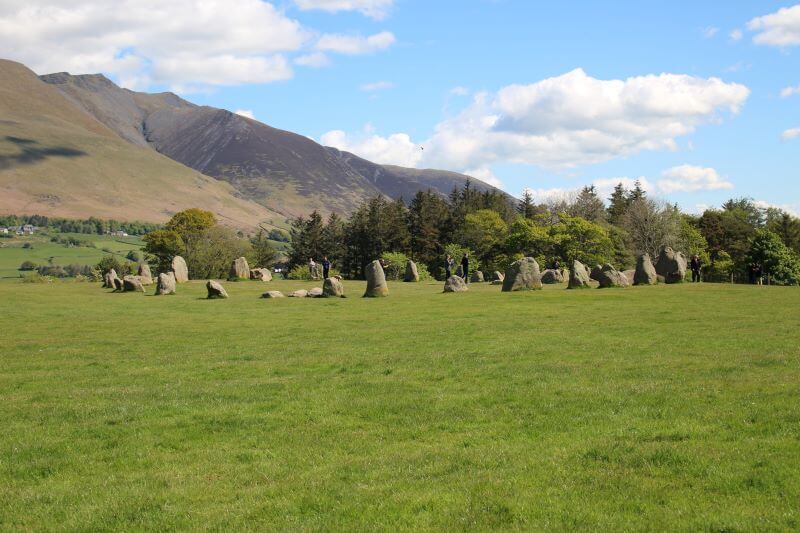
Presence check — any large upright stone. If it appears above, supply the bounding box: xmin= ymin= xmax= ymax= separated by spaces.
xmin=655 ymin=247 xmax=688 ymax=284
xmin=403 ymin=260 xmax=419 ymax=282
xmin=112 ymin=276 xmax=124 ymax=291
xmin=541 ymin=269 xmax=564 ymax=284
xmin=589 ymin=264 xmax=603 ymax=282
xmin=597 ymin=264 xmax=629 ymax=288
xmin=444 ymin=275 xmax=468 ymax=292
xmin=323 ymin=276 xmax=345 ymax=297
xmin=104 ymin=268 xmax=119 ymax=288
xmin=172 ymin=256 xmax=189 ymax=283
xmin=156 ymin=272 xmax=176 ymax=295
xmin=206 ymin=280 xmax=228 ymax=299
xmin=634 ymin=254 xmax=657 ymax=285
xmin=229 ymin=257 xmax=250 ymax=281
xmin=137 ymin=263 xmax=153 ymax=285
xmin=122 ymin=275 xmax=145 ymax=293
xmin=501 ymin=257 xmax=542 ymax=292
xmin=568 ymin=260 xmax=591 ymax=289
xmin=470 ymin=270 xmax=485 ymax=283
xmin=363 ymin=260 xmax=389 ymax=297
xmin=250 ymin=268 xmax=272 ymax=281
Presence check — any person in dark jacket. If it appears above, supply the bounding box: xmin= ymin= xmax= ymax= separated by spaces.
xmin=322 ymin=256 xmax=331 ymax=279
xmin=690 ymin=255 xmax=701 ymax=282
xmin=461 ymin=253 xmax=470 ymax=282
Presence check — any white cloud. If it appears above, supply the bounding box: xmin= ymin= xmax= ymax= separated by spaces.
xmin=781 ymin=85 xmax=800 ymax=98
xmin=781 ymin=127 xmax=800 ymax=141
xmin=703 ymin=26 xmax=720 ymax=38
xmin=729 ymin=28 xmax=743 ymax=42
xmin=321 ymin=129 xmax=423 ymax=167
xmin=522 ymin=187 xmax=574 ymax=203
xmin=657 ymin=165 xmax=733 ymax=193
xmin=294 ymin=52 xmax=331 ymax=68
xmin=316 ymin=31 xmax=396 ymax=55
xmin=747 ymin=4 xmax=800 ymax=47
xmin=753 ymin=200 xmax=800 ymax=217
xmin=293 ymin=0 xmax=394 ymax=19
xmin=450 ymin=86 xmax=470 ymax=96
xmin=234 ymin=109 xmax=255 ymax=119
xmin=464 ymin=167 xmax=502 ymax=188
xmin=360 ymin=80 xmax=394 ymax=92
xmin=592 ymin=177 xmax=652 ymax=197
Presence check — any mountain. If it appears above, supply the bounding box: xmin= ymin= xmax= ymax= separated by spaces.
xmin=0 ymin=59 xmax=283 ymax=229
xmin=39 ymin=70 xmax=504 ymax=218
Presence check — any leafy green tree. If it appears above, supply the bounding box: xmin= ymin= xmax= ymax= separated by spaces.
xmin=679 ymin=216 xmax=710 ymax=265
xmin=549 ymin=215 xmax=613 ymax=266
xmin=288 ymin=210 xmax=325 ymax=268
xmin=569 ymin=186 xmax=606 ymax=223
xmin=165 ymin=208 xmax=217 ymax=236
xmin=623 ymin=198 xmax=681 ymax=259
xmin=517 ymin=189 xmax=537 ymax=219
xmin=767 ymin=211 xmax=800 ymax=254
xmin=380 ymin=251 xmax=410 ymax=281
xmin=506 ymin=217 xmax=554 ymax=264
xmin=142 ymin=229 xmax=185 ymax=272
xmin=607 ymin=183 xmax=629 ymax=225
xmin=184 ymin=226 xmax=252 ymax=279
xmin=457 ymin=209 xmax=508 ymax=268
xmin=96 ymin=255 xmax=122 ymax=275
xmin=408 ymin=190 xmax=452 ymax=273
xmin=321 ymin=213 xmax=346 ymax=264
xmin=747 ymin=230 xmax=800 ymax=285
xmin=249 ymin=230 xmax=277 ymax=268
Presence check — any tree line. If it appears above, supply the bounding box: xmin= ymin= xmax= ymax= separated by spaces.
xmin=0 ymin=214 xmax=160 ymax=235
xmin=287 ymin=181 xmax=800 ymax=285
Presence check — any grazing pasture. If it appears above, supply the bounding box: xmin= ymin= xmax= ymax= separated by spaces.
xmin=0 ymin=280 xmax=798 ymax=529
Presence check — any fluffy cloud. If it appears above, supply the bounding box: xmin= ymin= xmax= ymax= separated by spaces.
xmin=322 ymin=70 xmax=748 ymax=182
xmin=782 ymin=127 xmax=800 ymax=141
xmin=729 ymin=28 xmax=743 ymax=42
xmin=234 ymin=109 xmax=256 ymax=120
xmin=316 ymin=31 xmax=396 ymax=54
xmin=747 ymin=4 xmax=800 ymax=47
xmin=0 ymin=0 xmax=394 ymax=91
xmin=360 ymin=80 xmax=394 ymax=92
xmin=321 ymin=129 xmax=423 ymax=167
xmin=293 ymin=0 xmax=394 ymax=19
xmin=657 ymin=165 xmax=733 ymax=193
xmin=781 ymin=85 xmax=800 ymax=98
xmin=294 ymin=53 xmax=331 ymax=68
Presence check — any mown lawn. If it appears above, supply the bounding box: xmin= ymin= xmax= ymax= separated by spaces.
xmin=0 ymin=279 xmax=798 ymax=530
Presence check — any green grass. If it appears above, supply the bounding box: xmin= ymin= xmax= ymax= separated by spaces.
xmin=1 ymin=279 xmax=798 ymax=530
xmin=0 ymin=233 xmax=143 ymax=279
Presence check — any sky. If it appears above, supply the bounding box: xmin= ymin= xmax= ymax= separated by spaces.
xmin=1 ymin=0 xmax=799 ymax=214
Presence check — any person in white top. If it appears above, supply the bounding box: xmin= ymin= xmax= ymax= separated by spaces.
xmin=308 ymin=258 xmax=317 ymax=279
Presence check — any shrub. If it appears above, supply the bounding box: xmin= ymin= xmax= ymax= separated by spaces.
xmin=37 ymin=265 xmax=68 ymax=278
xmin=96 ymin=255 xmax=122 ymax=275
xmin=21 ymin=273 xmax=53 ymax=283
xmin=287 ymin=264 xmax=340 ymax=280
xmin=22 ymin=242 xmax=33 ymax=249
xmin=380 ymin=252 xmax=409 ymax=281
xmin=19 ymin=260 xmax=37 ymax=271
xmin=126 ymin=250 xmax=142 ymax=262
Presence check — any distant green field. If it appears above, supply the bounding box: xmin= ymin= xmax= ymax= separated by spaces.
xmin=0 ymin=232 xmax=144 ymax=279
xmin=0 ymin=279 xmax=798 ymax=530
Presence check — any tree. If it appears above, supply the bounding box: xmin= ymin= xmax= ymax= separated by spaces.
xmin=288 ymin=211 xmax=325 ymax=268
xmin=142 ymin=229 xmax=184 ymax=272
xmin=569 ymin=186 xmax=606 ymax=223
xmin=408 ymin=190 xmax=451 ymax=273
xmin=549 ymin=215 xmax=613 ymax=266
xmin=622 ymin=197 xmax=681 ymax=259
xmin=165 ymin=208 xmax=217 ymax=235
xmin=767 ymin=211 xmax=800 ymax=254
xmin=249 ymin=230 xmax=277 ymax=268
xmin=607 ymin=183 xmax=629 ymax=225
xmin=457 ymin=209 xmax=508 ymax=268
xmin=679 ymin=216 xmax=709 ymax=265
xmin=321 ymin=213 xmax=346 ymax=265
xmin=747 ymin=230 xmax=800 ymax=285
xmin=183 ymin=225 xmax=252 ymax=279
xmin=506 ymin=217 xmax=554 ymax=263
xmin=517 ymin=189 xmax=537 ymax=219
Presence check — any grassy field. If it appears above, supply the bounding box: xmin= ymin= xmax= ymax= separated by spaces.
xmin=0 ymin=233 xmax=144 ymax=280
xmin=1 ymin=279 xmax=798 ymax=530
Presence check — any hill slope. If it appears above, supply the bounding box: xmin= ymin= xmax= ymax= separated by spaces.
xmin=40 ymin=70 xmax=505 ymax=216
xmin=0 ymin=60 xmax=283 ymax=229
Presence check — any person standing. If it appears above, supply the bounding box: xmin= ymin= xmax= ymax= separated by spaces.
xmin=690 ymin=255 xmax=702 ymax=283
xmin=322 ymin=256 xmax=331 ymax=279
xmin=461 ymin=253 xmax=470 ymax=282
xmin=445 ymin=254 xmax=454 ymax=279
xmin=308 ymin=257 xmax=317 ymax=279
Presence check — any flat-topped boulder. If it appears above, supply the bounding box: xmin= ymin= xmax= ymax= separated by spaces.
xmin=403 ymin=260 xmax=419 ymax=282
xmin=501 ymin=257 xmax=542 ymax=291
xmin=155 ymin=272 xmax=176 ymax=295
xmin=655 ymin=247 xmax=687 ymax=284
xmin=634 ymin=253 xmax=657 ymax=285
xmin=568 ymin=260 xmax=591 ymax=289
xmin=172 ymin=256 xmax=189 ymax=283
xmin=470 ymin=270 xmax=485 ymax=283
xmin=323 ymin=277 xmax=345 ymax=297
xmin=229 ymin=256 xmax=250 ymax=281
xmin=541 ymin=269 xmax=564 ymax=284
xmin=206 ymin=280 xmax=228 ymax=299
xmin=597 ymin=264 xmax=629 ymax=288
xmin=137 ymin=263 xmax=153 ymax=285
xmin=363 ymin=260 xmax=389 ymax=297
xmin=250 ymin=268 xmax=272 ymax=281
xmin=308 ymin=287 xmax=324 ymax=298
xmin=122 ymin=275 xmax=145 ymax=293
xmin=289 ymin=289 xmax=309 ymax=298
xmin=261 ymin=290 xmax=285 ymax=298
xmin=444 ymin=275 xmax=468 ymax=292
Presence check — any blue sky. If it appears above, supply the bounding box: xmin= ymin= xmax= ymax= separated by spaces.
xmin=2 ymin=0 xmax=798 ymax=213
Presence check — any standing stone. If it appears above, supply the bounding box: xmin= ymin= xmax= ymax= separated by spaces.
xmin=470 ymin=270 xmax=485 ymax=283
xmin=137 ymin=263 xmax=153 ymax=285
xmin=229 ymin=257 xmax=250 ymax=281
xmin=568 ymin=260 xmax=592 ymax=289
xmin=206 ymin=280 xmax=228 ymax=299
xmin=363 ymin=260 xmax=389 ymax=297
xmin=403 ymin=260 xmax=419 ymax=282
xmin=112 ymin=277 xmax=124 ymax=291
xmin=122 ymin=275 xmax=145 ymax=293
xmin=541 ymin=269 xmax=564 ymax=284
xmin=104 ymin=268 xmax=119 ymax=288
xmin=634 ymin=253 xmax=657 ymax=285
xmin=444 ymin=275 xmax=468 ymax=292
xmin=250 ymin=268 xmax=272 ymax=281
xmin=655 ymin=247 xmax=688 ymax=284
xmin=501 ymin=257 xmax=542 ymax=292
xmin=172 ymin=256 xmax=189 ymax=283
xmin=589 ymin=264 xmax=603 ymax=282
xmin=155 ymin=272 xmax=176 ymax=295
xmin=622 ymin=270 xmax=635 ymax=284
xmin=261 ymin=290 xmax=285 ymax=298
xmin=597 ymin=264 xmax=630 ymax=288
xmin=323 ymin=277 xmax=345 ymax=298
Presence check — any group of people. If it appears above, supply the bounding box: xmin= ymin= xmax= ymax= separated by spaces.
xmin=444 ymin=253 xmax=471 ymax=281
xmin=307 ymin=257 xmax=332 ymax=280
